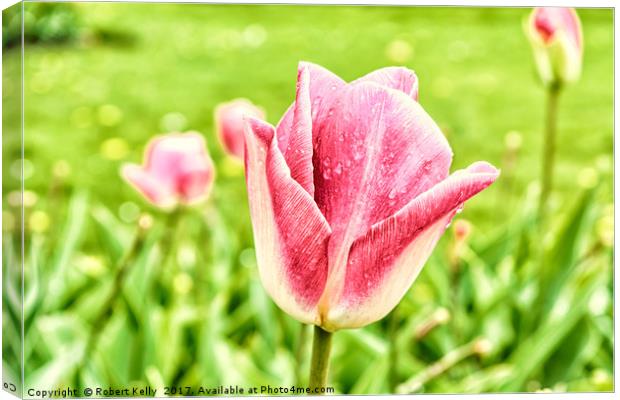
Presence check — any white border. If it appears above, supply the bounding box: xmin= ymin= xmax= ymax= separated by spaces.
xmin=0 ymin=1 xmax=616 ymax=400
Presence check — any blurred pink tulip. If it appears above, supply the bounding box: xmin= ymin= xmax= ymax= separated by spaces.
xmin=215 ymin=99 xmax=265 ymax=160
xmin=244 ymin=62 xmax=499 ymax=331
xmin=526 ymin=7 xmax=583 ymax=85
xmin=122 ymin=132 xmax=214 ymax=209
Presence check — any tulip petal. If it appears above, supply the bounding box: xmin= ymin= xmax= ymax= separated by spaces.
xmin=313 ymin=82 xmax=452 ymax=325
xmin=276 ymin=62 xmax=346 ymax=194
xmin=215 ymin=99 xmax=265 ymax=160
xmin=280 ymin=65 xmax=316 ymax=196
xmin=353 ymin=67 xmax=419 ymax=100
xmin=533 ymin=7 xmax=582 ymax=51
xmin=323 ymin=162 xmax=499 ymax=329
xmin=122 ymin=164 xmax=177 ymax=208
xmin=177 ymin=161 xmax=214 ymax=204
xmin=313 ymin=81 xmax=452 ymax=247
xmin=244 ymin=117 xmax=331 ymax=324
xmin=145 ymin=133 xmax=208 ymax=185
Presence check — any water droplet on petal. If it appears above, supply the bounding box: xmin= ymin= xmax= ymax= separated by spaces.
xmin=334 ymin=162 xmax=342 ymax=175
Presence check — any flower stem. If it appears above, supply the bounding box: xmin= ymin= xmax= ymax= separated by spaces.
xmin=78 ymin=215 xmax=152 ymax=372
xmin=538 ymin=83 xmax=562 ymax=221
xmin=308 ymin=325 xmax=333 ymax=393
xmin=152 ymin=208 xmax=183 ymax=305
xmin=396 ymin=337 xmax=490 ymax=394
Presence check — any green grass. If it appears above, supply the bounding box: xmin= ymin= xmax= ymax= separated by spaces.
xmin=2 ymin=4 xmax=613 ymax=396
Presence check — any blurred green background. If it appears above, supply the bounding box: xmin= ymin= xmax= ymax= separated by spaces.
xmin=2 ymin=3 xmax=613 ymax=396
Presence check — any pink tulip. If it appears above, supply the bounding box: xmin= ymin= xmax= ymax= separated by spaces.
xmin=122 ymin=132 xmax=214 ymax=209
xmin=526 ymin=7 xmax=583 ymax=85
xmin=215 ymin=98 xmax=265 ymax=160
xmin=244 ymin=62 xmax=498 ymax=331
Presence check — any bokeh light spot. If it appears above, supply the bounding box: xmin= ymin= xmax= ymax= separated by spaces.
xmin=29 ymin=210 xmax=51 ymax=233
xmin=243 ymin=24 xmax=267 ymax=48
xmin=588 ymin=287 xmax=609 ymax=315
xmin=76 ymin=254 xmax=106 ymax=277
xmin=577 ymin=167 xmax=599 ymax=189
xmin=11 ymin=159 xmax=34 ymax=180
xmin=100 ymin=137 xmax=130 ymax=160
xmin=97 ymin=104 xmax=123 ymax=127
xmin=239 ymin=248 xmax=256 ymax=268
xmin=119 ymin=201 xmax=140 ymax=223
xmin=53 ymin=160 xmax=72 ymax=179
xmin=177 ymin=244 xmax=197 ymax=268
xmin=385 ymin=39 xmax=413 ymax=63
xmin=160 ymin=112 xmax=188 ymax=132
xmin=174 ymin=272 xmax=194 ymax=294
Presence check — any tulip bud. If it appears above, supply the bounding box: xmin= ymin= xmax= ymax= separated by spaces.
xmin=414 ymin=307 xmax=451 ymax=340
xmin=122 ymin=132 xmax=215 ymax=209
xmin=214 ymin=98 xmax=265 ymax=160
xmin=138 ymin=213 xmax=154 ymax=231
xmin=450 ymin=219 xmax=472 ymax=270
xmin=453 ymin=219 xmax=472 ymax=242
xmin=525 ymin=7 xmax=583 ymax=87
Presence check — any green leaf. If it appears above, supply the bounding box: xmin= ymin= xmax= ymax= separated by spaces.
xmin=248 ymin=279 xmax=276 ymax=351
xmin=91 ymin=205 xmax=131 ymax=263
xmin=538 ymin=188 xmax=595 ymax=317
xmin=500 ymin=264 xmax=603 ymax=391
xmin=45 ymin=191 xmax=89 ymax=311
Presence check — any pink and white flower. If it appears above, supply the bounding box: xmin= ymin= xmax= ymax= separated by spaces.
xmin=526 ymin=7 xmax=583 ymax=85
xmin=215 ymin=98 xmax=265 ymax=160
xmin=244 ymin=62 xmax=498 ymax=331
xmin=122 ymin=132 xmax=215 ymax=209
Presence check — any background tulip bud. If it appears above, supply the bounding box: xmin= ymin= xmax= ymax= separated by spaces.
xmin=525 ymin=7 xmax=583 ymax=86
xmin=122 ymin=132 xmax=215 ymax=209
xmin=453 ymin=219 xmax=472 ymax=242
xmin=215 ymin=98 xmax=265 ymax=160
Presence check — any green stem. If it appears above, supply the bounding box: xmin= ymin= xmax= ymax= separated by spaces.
xmin=308 ymin=325 xmax=333 ymax=393
xmin=78 ymin=216 xmax=151 ymax=370
xmin=152 ymin=208 xmax=183 ymax=305
xmin=538 ymin=83 xmax=562 ymax=222
xmin=396 ymin=337 xmax=488 ymax=394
